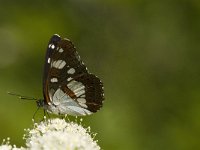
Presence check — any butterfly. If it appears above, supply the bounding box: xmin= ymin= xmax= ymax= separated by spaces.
xmin=35 ymin=34 xmax=104 ymax=116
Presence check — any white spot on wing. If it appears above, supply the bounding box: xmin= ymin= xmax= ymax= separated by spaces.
xmin=52 ymin=60 xmax=66 ymax=69
xmin=80 ymin=94 xmax=85 ymax=98
xmin=67 ymin=68 xmax=75 ymax=74
xmin=48 ymin=44 xmax=55 ymax=49
xmin=73 ymin=86 xmax=85 ymax=93
xmin=75 ymin=90 xmax=85 ymax=97
xmin=59 ymin=61 xmax=66 ymax=69
xmin=67 ymin=81 xmax=84 ymax=91
xmin=48 ymin=58 xmax=51 ymax=64
xmin=67 ymin=80 xmax=85 ymax=97
xmin=67 ymin=77 xmax=73 ymax=81
xmin=51 ymin=78 xmax=58 ymax=83
xmin=51 ymin=44 xmax=55 ymax=49
xmin=58 ymin=48 xmax=64 ymax=53
xmin=79 ymin=103 xmax=88 ymax=108
xmin=77 ymin=98 xmax=86 ymax=104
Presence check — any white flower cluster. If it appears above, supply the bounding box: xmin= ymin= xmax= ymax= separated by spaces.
xmin=0 ymin=118 xmax=100 ymax=150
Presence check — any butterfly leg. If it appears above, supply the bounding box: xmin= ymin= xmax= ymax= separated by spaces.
xmin=43 ymin=109 xmax=46 ymax=118
xmin=32 ymin=107 xmax=40 ymax=122
xmin=65 ymin=114 xmax=70 ymax=122
xmin=46 ymin=111 xmax=51 ymax=119
xmin=43 ymin=110 xmax=50 ymax=119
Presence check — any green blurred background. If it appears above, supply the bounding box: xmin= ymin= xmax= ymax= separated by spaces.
xmin=0 ymin=0 xmax=200 ymax=149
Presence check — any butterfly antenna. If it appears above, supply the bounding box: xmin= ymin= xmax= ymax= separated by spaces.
xmin=7 ymin=91 xmax=38 ymax=101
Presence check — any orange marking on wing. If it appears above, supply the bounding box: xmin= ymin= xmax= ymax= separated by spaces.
xmin=61 ymin=86 xmax=76 ymax=99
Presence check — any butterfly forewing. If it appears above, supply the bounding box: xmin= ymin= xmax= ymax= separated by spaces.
xmin=43 ymin=34 xmax=104 ymax=115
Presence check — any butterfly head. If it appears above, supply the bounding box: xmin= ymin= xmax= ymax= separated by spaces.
xmin=36 ymin=99 xmax=45 ymax=108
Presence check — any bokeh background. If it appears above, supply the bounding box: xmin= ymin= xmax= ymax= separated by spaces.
xmin=0 ymin=0 xmax=200 ymax=149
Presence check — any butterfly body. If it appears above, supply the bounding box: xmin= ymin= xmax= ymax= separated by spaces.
xmin=39 ymin=34 xmax=104 ymax=116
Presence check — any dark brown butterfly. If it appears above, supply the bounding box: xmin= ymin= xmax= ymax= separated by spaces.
xmin=35 ymin=34 xmax=104 ymax=116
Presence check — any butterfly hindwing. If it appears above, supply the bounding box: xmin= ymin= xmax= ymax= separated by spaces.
xmin=60 ymin=73 xmax=104 ymax=112
xmin=74 ymin=74 xmax=104 ymax=112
